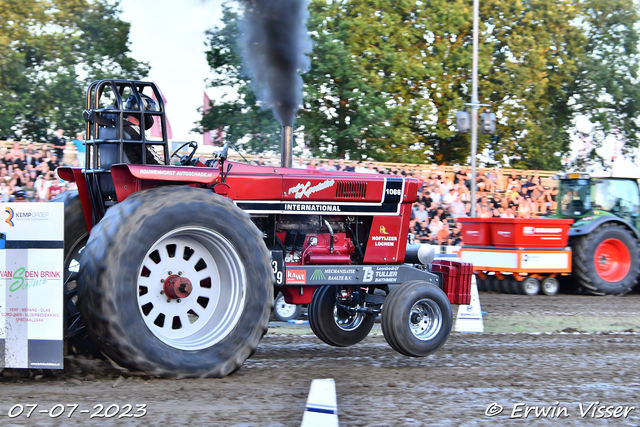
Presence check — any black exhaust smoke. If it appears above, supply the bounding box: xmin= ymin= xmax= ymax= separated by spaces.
xmin=237 ymin=0 xmax=311 ymax=167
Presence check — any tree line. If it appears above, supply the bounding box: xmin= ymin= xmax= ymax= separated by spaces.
xmin=1 ymin=1 xmax=637 ymax=170
xmin=197 ymin=0 xmax=640 ymax=170
xmin=0 ymin=0 xmax=147 ymax=142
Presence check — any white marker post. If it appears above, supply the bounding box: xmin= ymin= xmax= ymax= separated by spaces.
xmin=454 ymin=275 xmax=484 ymax=333
xmin=301 ymin=379 xmax=339 ymax=427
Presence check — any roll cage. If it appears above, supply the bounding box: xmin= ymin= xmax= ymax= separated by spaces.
xmin=81 ymin=80 xmax=171 ymax=224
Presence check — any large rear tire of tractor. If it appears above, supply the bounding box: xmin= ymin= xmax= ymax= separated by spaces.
xmin=308 ymin=286 xmax=375 ymax=347
xmin=381 ymin=280 xmax=452 ymax=357
xmin=573 ymin=224 xmax=640 ymax=295
xmin=77 ymin=186 xmax=273 ymax=378
xmin=51 ymin=191 xmax=98 ymax=356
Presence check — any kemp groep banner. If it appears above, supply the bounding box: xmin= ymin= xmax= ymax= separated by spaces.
xmin=0 ymin=202 xmax=64 ymax=369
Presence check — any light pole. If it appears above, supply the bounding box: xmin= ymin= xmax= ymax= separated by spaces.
xmin=469 ymin=0 xmax=479 ymax=217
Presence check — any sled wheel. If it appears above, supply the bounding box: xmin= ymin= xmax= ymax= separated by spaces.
xmin=541 ymin=277 xmax=560 ymax=296
xmin=573 ymin=223 xmax=640 ymax=295
xmin=78 ymin=186 xmax=273 ymax=378
xmin=488 ymin=276 xmax=501 ymax=293
xmin=499 ymin=277 xmax=512 ymax=294
xmin=273 ymin=292 xmax=302 ymax=322
xmin=308 ymin=286 xmax=375 ymax=347
xmin=381 ymin=280 xmax=452 ymax=357
xmin=509 ymin=277 xmax=522 ymax=295
xmin=476 ymin=275 xmax=487 ymax=292
xmin=520 ymin=277 xmax=540 ymax=296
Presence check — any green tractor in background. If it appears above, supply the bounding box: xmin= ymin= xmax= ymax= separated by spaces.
xmin=555 ymin=173 xmax=640 ymax=295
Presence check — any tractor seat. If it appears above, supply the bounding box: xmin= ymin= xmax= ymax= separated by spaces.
xmin=98 ymin=126 xmax=133 ymax=169
xmin=96 ymin=125 xmax=134 ymax=199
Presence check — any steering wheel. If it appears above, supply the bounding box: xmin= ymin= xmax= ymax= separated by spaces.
xmin=170 ymin=141 xmax=198 ymax=166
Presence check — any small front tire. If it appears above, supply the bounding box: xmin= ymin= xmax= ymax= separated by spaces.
xmin=381 ymin=280 xmax=452 ymax=357
xmin=308 ymin=286 xmax=375 ymax=347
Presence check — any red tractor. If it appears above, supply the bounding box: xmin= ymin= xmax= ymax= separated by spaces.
xmin=56 ymin=80 xmax=470 ymax=378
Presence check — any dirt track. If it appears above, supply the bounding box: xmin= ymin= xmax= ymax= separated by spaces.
xmin=1 ymin=293 xmax=639 ymax=426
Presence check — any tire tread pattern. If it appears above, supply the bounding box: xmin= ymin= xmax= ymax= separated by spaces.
xmin=78 ymin=186 xmax=273 ymax=378
xmin=308 ymin=286 xmax=375 ymax=347
xmin=381 ymin=280 xmax=453 ymax=357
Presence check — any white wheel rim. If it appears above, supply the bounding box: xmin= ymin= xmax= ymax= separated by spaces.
xmin=274 ymin=294 xmax=298 ymax=319
xmin=523 ymin=279 xmax=540 ymax=295
xmin=136 ymin=227 xmax=246 ymax=351
xmin=333 ymin=304 xmax=365 ymax=331
xmin=542 ymin=278 xmax=559 ymax=295
xmin=408 ymin=299 xmax=442 ymax=341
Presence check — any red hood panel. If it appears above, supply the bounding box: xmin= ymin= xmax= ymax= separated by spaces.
xmin=126 ymin=164 xmax=220 ymax=185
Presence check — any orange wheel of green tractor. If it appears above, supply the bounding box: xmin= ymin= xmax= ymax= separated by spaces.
xmin=593 ymin=238 xmax=631 ymax=282
xmin=572 ymin=223 xmax=640 ymax=295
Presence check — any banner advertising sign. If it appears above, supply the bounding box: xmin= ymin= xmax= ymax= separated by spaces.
xmin=0 ymin=203 xmax=64 ymax=369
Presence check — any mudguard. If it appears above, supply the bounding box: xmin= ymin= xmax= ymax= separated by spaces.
xmin=569 ymin=215 xmax=640 ymax=240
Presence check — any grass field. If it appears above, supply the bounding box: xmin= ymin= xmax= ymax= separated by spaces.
xmin=480 ymin=314 xmax=640 ymax=333
xmin=268 ymin=292 xmax=640 ymax=335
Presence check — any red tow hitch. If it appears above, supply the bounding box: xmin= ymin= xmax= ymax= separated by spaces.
xmin=163 ymin=275 xmax=193 ymax=299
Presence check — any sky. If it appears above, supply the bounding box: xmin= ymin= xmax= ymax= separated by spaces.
xmin=118 ymin=0 xmax=225 ymax=143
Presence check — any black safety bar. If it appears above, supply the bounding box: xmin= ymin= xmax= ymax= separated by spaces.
xmin=81 ymin=79 xmax=171 ymax=225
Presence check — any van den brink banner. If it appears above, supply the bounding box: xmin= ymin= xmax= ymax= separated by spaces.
xmin=0 ymin=203 xmax=64 ymax=369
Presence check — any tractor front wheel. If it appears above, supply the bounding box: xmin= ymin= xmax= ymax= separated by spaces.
xmin=308 ymin=286 xmax=375 ymax=347
xmin=573 ymin=224 xmax=640 ymax=295
xmin=381 ymin=280 xmax=452 ymax=357
xmin=77 ymin=186 xmax=273 ymax=378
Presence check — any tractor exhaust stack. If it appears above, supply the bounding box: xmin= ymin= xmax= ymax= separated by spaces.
xmin=281 ymin=125 xmax=293 ymax=168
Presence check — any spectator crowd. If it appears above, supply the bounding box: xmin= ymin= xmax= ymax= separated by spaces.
xmin=1 ymin=130 xmax=83 ymax=202
xmin=408 ymin=166 xmax=559 ymax=246
xmin=3 ymin=136 xmax=559 ymax=249
xmin=285 ymin=158 xmax=559 ymax=247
